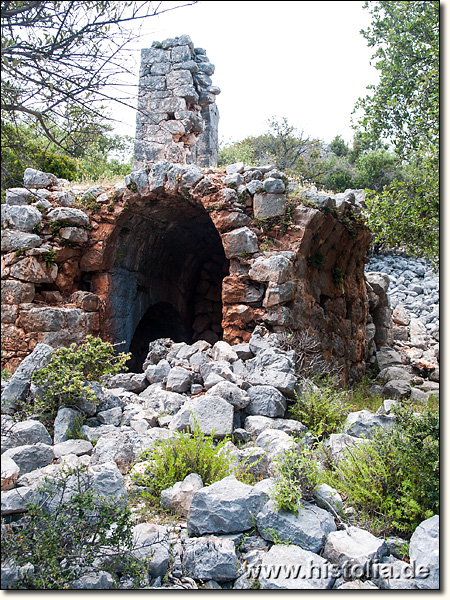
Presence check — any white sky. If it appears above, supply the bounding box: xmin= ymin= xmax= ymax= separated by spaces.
xmin=112 ymin=1 xmax=380 ymax=146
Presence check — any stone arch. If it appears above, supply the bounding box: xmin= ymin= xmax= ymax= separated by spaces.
xmin=91 ymin=187 xmax=229 ymax=370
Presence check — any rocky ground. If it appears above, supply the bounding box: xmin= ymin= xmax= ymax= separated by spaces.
xmin=1 ymin=260 xmax=440 ymax=591
xmin=367 ymin=252 xmax=439 ymax=334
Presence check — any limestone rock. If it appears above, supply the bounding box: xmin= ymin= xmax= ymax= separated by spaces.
xmin=189 ymin=395 xmax=234 ymax=439
xmin=365 ymin=271 xmax=390 ymax=297
xmin=236 ymin=446 xmax=269 ymax=479
xmin=409 ymin=318 xmax=429 ymax=350
xmin=3 ymin=418 xmax=52 ymax=449
xmin=246 ymin=369 xmax=296 ymax=396
xmin=324 ymin=433 xmax=368 ymax=464
xmin=249 ymin=254 xmax=293 ymax=284
xmin=106 ymin=372 xmax=147 ymax=392
xmin=409 ymin=515 xmax=439 ymax=589
xmin=183 ymin=537 xmax=240 ymax=582
xmin=382 ymin=379 xmax=411 ymax=399
xmin=263 ymin=177 xmax=285 ymax=194
xmin=226 ymin=162 xmax=245 ymax=175
xmin=10 ymin=256 xmax=57 ymax=284
xmin=165 ymin=366 xmax=194 ymax=393
xmin=5 ymin=187 xmax=34 ymax=205
xmin=52 ymin=439 xmax=93 ymax=458
xmin=221 ymin=227 xmax=258 ymax=259
xmin=69 ymin=571 xmax=115 ymax=590
xmin=90 ymin=431 xmax=135 ymax=474
xmin=23 ymin=168 xmax=58 ymax=189
xmin=187 ymin=475 xmax=268 ymax=536
xmin=375 ymin=346 xmax=403 ymax=371
xmin=323 ymin=526 xmax=388 ymax=571
xmin=1 ymin=279 xmax=35 ymax=304
xmin=255 ymin=429 xmax=297 ymax=462
xmin=205 ymin=380 xmax=250 ymax=410
xmin=377 ymin=366 xmax=413 ymax=383
xmin=244 ymin=415 xmax=306 ymax=437
xmin=145 ymin=359 xmax=171 ymax=384
xmin=132 ymin=523 xmax=170 ymax=579
xmin=1 ymin=486 xmax=38 ymax=515
xmin=1 ymin=344 xmax=53 ymax=412
xmin=47 ymin=207 xmax=90 ymax=228
xmin=5 ymin=205 xmax=42 ymax=232
xmin=212 ymin=340 xmax=238 ymax=362
xmin=393 ymin=304 xmax=411 ymax=326
xmin=42 ymin=461 xmax=127 ymax=513
xmin=253 ymin=193 xmax=286 ymax=219
xmin=1 ymin=230 xmax=42 ymax=252
xmin=345 ymin=410 xmax=395 ymax=439
xmin=97 ymin=407 xmax=123 ymax=426
xmin=259 ymin=544 xmax=335 ymax=589
xmin=1 ymin=455 xmax=20 ymax=490
xmin=373 ymin=560 xmax=419 ymax=590
xmin=3 ymin=443 xmax=54 ymax=475
xmin=246 ymin=385 xmax=287 ymax=418
xmin=257 ymin=499 xmax=336 ymax=553
xmin=70 ymin=291 xmax=100 ymax=312
xmin=313 ymin=483 xmax=344 ymax=514
xmin=160 ymin=473 xmax=203 ymax=516
xmin=53 ymin=407 xmax=83 ymax=444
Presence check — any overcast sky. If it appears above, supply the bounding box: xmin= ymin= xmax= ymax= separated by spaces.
xmin=114 ymin=1 xmax=381 ymax=146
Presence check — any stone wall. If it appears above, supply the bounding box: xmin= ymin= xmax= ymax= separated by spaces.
xmin=1 ymin=164 xmax=372 ymax=381
xmin=133 ymin=35 xmax=220 ymax=169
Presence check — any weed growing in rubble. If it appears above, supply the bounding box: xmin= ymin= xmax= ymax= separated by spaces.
xmin=30 ymin=336 xmax=130 ymax=425
xmin=291 ymin=377 xmax=348 ymax=440
xmin=132 ymin=421 xmax=232 ymax=503
xmin=325 ymin=404 xmax=439 ymax=537
xmin=270 ymin=445 xmax=320 ymax=515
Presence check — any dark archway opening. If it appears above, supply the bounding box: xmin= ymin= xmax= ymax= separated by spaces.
xmin=128 ymin=302 xmax=192 ymax=372
xmin=106 ymin=193 xmax=229 ymax=372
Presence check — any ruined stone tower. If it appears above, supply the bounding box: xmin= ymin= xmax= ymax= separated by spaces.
xmin=133 ymin=35 xmax=220 ymax=169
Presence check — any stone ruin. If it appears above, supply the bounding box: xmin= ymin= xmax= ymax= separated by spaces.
xmin=133 ymin=35 xmax=219 ymax=169
xmin=1 ymin=35 xmax=387 ymax=382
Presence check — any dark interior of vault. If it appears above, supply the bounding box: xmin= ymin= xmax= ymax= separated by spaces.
xmin=107 ymin=196 xmax=229 ymax=372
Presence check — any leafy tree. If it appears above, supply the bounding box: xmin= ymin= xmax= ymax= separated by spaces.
xmin=354 ymin=1 xmax=438 ymax=155
xmin=219 ymin=117 xmax=326 ymax=183
xmin=365 ymin=150 xmax=439 ymax=264
xmin=1 ymin=1 xmax=197 ymax=184
xmin=353 ymin=148 xmax=402 ymax=192
xmin=329 ymin=135 xmax=349 ymax=157
xmin=354 ymin=1 xmax=439 ymax=263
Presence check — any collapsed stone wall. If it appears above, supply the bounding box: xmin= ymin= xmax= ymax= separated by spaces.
xmin=133 ymin=35 xmax=220 ymax=169
xmin=1 ymin=163 xmax=372 ymax=382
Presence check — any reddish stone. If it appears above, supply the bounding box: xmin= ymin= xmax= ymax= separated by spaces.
xmin=222 ymin=277 xmax=264 ymax=304
xmin=55 ymin=259 xmax=80 ymax=294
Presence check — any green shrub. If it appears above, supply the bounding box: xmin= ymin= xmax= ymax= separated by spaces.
xmin=344 ymin=375 xmax=384 ymax=413
xmin=291 ymin=378 xmax=348 ymax=440
xmin=1 ymin=468 xmax=149 ymax=589
xmin=132 ymin=422 xmax=232 ymax=503
xmin=326 ymin=405 xmax=439 ymax=537
xmin=31 ymin=335 xmax=130 ymax=423
xmin=270 ymin=446 xmax=320 ymax=515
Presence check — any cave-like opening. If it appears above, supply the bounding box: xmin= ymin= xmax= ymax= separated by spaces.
xmin=128 ymin=302 xmax=191 ymax=372
xmin=105 ymin=194 xmax=229 ymax=371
